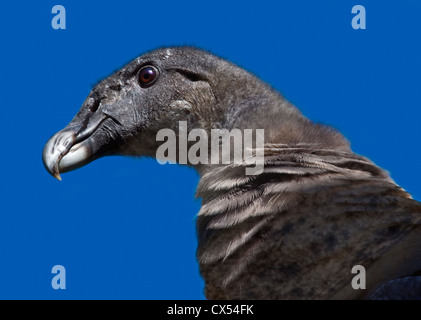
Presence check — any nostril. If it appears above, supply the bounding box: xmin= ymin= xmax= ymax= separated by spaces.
xmin=90 ymin=100 xmax=100 ymax=112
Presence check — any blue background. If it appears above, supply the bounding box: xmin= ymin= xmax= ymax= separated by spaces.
xmin=0 ymin=0 xmax=420 ymax=299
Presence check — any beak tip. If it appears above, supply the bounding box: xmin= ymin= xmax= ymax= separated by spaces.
xmin=43 ymin=161 xmax=62 ymax=181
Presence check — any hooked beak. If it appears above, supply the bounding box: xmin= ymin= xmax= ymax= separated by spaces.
xmin=42 ymin=111 xmax=109 ymax=180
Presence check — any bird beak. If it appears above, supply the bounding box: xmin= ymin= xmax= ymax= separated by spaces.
xmin=42 ymin=111 xmax=109 ymax=181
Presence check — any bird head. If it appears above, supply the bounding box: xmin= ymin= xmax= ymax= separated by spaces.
xmin=43 ymin=46 xmax=346 ymax=180
xmin=43 ymin=47 xmax=222 ymax=179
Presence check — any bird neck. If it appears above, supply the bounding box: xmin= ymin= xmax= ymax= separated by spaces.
xmin=218 ymin=85 xmax=351 ymax=151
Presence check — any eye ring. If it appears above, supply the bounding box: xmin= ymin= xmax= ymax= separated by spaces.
xmin=138 ymin=65 xmax=159 ymax=87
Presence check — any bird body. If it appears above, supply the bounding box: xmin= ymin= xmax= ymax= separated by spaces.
xmin=197 ymin=147 xmax=421 ymax=299
xmin=42 ymin=47 xmax=421 ymax=299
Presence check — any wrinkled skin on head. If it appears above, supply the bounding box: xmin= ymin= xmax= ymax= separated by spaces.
xmin=43 ymin=48 xmax=221 ymax=178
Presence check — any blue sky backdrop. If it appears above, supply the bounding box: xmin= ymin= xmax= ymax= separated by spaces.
xmin=0 ymin=0 xmax=420 ymax=299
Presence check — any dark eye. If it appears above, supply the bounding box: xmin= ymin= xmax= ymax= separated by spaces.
xmin=138 ymin=66 xmax=159 ymax=87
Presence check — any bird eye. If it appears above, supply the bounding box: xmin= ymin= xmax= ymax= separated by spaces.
xmin=138 ymin=66 xmax=159 ymax=87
